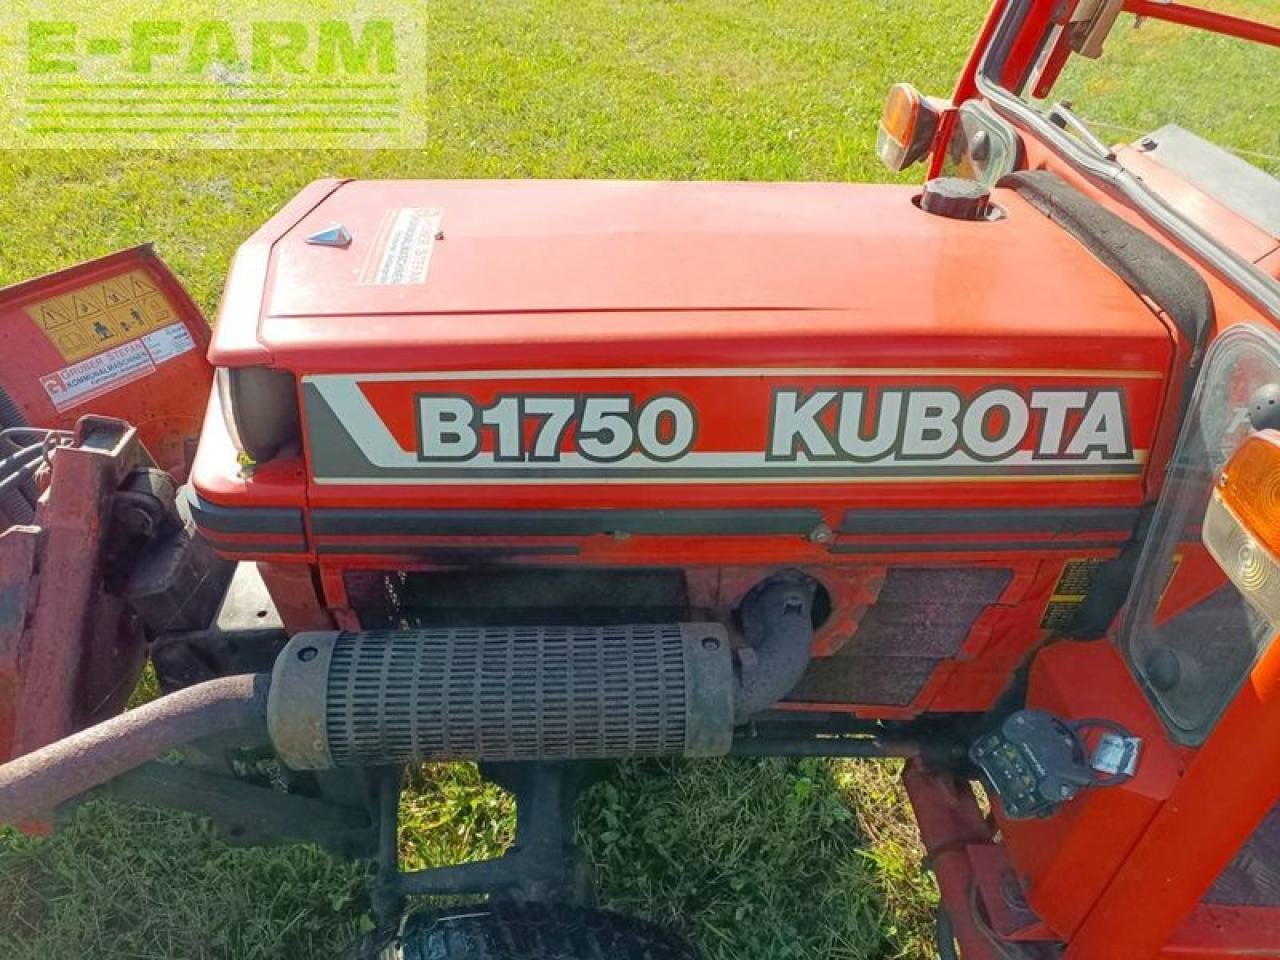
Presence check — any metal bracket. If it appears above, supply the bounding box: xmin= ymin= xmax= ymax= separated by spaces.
xmin=370 ymin=762 xmax=597 ymax=938
xmin=82 ymin=760 xmax=378 ymax=858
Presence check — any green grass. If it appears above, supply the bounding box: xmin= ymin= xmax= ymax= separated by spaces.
xmin=0 ymin=759 xmax=936 ymax=960
xmin=580 ymin=759 xmax=940 ymax=960
xmin=0 ymin=805 xmax=369 ymax=959
xmin=0 ymin=1 xmax=1276 ymax=957
xmin=1046 ymin=0 xmax=1279 ymax=174
xmin=0 ymin=0 xmax=992 ymax=308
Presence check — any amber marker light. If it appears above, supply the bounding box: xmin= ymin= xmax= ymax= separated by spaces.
xmin=1204 ymin=429 xmax=1280 ymax=628
xmin=876 ymin=83 xmax=942 ymax=173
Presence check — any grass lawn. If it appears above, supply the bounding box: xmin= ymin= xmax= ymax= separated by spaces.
xmin=0 ymin=2 xmax=1276 ymax=958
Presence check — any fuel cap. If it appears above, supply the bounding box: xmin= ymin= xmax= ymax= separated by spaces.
xmin=919 ymin=177 xmax=991 ymax=221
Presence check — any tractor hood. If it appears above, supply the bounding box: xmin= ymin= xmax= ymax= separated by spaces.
xmin=210 ymin=178 xmax=1176 ymax=374
xmin=200 ymin=177 xmax=1178 ymax=525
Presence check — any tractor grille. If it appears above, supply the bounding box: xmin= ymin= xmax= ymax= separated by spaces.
xmin=344 ymin=568 xmax=690 ymax=629
xmin=323 ymin=625 xmax=691 ymax=765
xmin=787 ymin=567 xmax=1013 ymax=706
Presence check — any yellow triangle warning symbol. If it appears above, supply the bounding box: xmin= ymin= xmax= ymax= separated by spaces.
xmin=73 ymin=293 xmax=104 ymax=318
xmin=40 ymin=302 xmax=73 ymax=329
xmin=102 ymin=277 xmax=133 ymax=307
xmin=130 ymin=273 xmax=157 ymax=298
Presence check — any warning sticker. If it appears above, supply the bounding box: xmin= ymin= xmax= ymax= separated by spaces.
xmin=39 ymin=321 xmax=197 ymax=413
xmin=362 ymin=208 xmax=441 ymax=285
xmin=1040 ymin=558 xmax=1106 ymax=630
xmin=141 ymin=323 xmax=197 ymax=364
xmin=25 ymin=268 xmax=182 ymax=363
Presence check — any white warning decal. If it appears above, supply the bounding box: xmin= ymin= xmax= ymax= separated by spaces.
xmin=362 ymin=207 xmax=442 ymax=285
xmin=141 ymin=322 xmax=197 ymax=364
xmin=39 ymin=321 xmax=196 ymax=412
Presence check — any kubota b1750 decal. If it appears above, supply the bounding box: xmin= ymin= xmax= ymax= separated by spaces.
xmin=301 ymin=368 xmax=1162 ymax=484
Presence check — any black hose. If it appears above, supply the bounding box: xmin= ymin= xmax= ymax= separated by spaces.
xmin=732 ymin=573 xmax=817 ymax=723
xmin=936 ymin=907 xmax=960 ymax=960
xmin=0 ymin=385 xmax=26 ymax=431
xmin=0 ymin=444 xmax=42 ymax=475
xmin=0 ymin=487 xmax=34 ymax=526
xmin=0 ymin=428 xmax=70 ymax=455
xmin=0 ymin=444 xmax=42 ymax=525
xmin=0 ymin=434 xmax=73 ymax=526
xmin=0 ymin=459 xmax=43 ymax=502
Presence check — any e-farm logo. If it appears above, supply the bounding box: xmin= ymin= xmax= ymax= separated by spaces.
xmin=1 ymin=1 xmax=426 ymax=148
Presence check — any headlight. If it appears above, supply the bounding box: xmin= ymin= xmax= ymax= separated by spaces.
xmin=1120 ymin=323 xmax=1280 ymax=744
xmin=215 ymin=366 xmax=300 ymax=463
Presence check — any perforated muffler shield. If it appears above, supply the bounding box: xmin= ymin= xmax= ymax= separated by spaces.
xmin=267 ymin=624 xmax=733 ymax=770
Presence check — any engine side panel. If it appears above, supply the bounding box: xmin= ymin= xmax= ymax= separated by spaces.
xmin=193 ymin=178 xmax=1182 ymax=718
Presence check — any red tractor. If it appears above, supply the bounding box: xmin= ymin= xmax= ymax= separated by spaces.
xmin=1 ymin=2 xmax=1279 ymax=957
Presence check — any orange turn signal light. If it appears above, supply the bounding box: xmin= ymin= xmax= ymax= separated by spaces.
xmin=1204 ymin=429 xmax=1280 ymax=627
xmin=876 ymin=83 xmax=942 ymax=173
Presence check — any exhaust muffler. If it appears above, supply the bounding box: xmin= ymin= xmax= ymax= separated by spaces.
xmin=268 ymin=623 xmax=736 ymax=770
xmin=268 ymin=573 xmax=815 ymax=770
xmin=0 ymin=574 xmax=815 ymax=822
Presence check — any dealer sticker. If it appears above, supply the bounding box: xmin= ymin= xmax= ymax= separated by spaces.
xmin=38 ymin=320 xmax=197 ymax=412
xmin=40 ymin=341 xmax=154 ymax=412
xmin=362 ymin=207 xmax=442 ymax=286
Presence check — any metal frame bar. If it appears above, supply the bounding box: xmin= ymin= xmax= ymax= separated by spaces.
xmin=85 ymin=760 xmax=377 ymax=857
xmin=368 ymin=762 xmax=594 ymax=936
xmin=1123 ymin=1 xmax=1280 ymax=49
xmin=903 ymin=763 xmax=1005 ymax=960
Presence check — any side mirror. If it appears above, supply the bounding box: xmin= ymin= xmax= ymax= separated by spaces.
xmin=875 ymin=83 xmax=944 ymax=173
xmin=1069 ymin=0 xmax=1125 ymax=59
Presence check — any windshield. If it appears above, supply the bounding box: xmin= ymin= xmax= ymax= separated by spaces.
xmin=1034 ymin=3 xmax=1279 ymax=177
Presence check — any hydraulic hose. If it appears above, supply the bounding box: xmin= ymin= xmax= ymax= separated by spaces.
xmin=0 ymin=393 xmax=34 ymax=525
xmin=0 ymin=673 xmax=270 ymax=825
xmin=0 ymin=442 xmax=41 ymax=525
xmin=0 ymin=431 xmax=76 ymax=527
xmin=0 ymin=386 xmax=25 ymax=432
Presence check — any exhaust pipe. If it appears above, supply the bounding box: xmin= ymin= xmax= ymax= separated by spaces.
xmin=732 ymin=573 xmax=817 ymax=723
xmin=268 ymin=622 xmax=739 ymax=769
xmin=269 ymin=573 xmax=815 ymax=769
xmin=0 ymin=673 xmax=269 ymax=825
xmin=0 ymin=574 xmax=816 ymax=822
